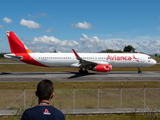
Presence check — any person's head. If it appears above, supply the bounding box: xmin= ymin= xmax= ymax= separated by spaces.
xmin=36 ymin=79 xmax=54 ymax=100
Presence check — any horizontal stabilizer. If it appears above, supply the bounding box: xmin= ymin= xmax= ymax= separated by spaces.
xmin=4 ymin=54 xmax=23 ymax=60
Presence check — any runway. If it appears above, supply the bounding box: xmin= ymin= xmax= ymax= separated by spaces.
xmin=0 ymin=71 xmax=160 ymax=82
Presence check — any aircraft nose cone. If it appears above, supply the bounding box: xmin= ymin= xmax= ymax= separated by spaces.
xmin=155 ymin=60 xmax=157 ymax=64
xmin=153 ymin=60 xmax=157 ymax=64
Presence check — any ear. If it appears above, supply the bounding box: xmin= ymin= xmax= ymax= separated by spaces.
xmin=50 ymin=93 xmax=54 ymax=99
xmin=35 ymin=91 xmax=38 ymax=97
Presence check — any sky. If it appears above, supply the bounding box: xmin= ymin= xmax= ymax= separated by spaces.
xmin=0 ymin=0 xmax=160 ymax=54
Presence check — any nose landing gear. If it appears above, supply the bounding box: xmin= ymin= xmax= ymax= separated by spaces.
xmin=138 ymin=67 xmax=142 ymax=73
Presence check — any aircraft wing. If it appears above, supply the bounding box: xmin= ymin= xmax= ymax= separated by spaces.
xmin=72 ymin=49 xmax=109 ymax=68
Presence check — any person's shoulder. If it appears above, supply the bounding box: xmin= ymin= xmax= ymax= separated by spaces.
xmin=49 ymin=106 xmax=65 ymax=119
xmin=26 ymin=106 xmax=38 ymax=110
xmin=23 ymin=106 xmax=39 ymax=113
xmin=49 ymin=106 xmax=63 ymax=114
xmin=21 ymin=106 xmax=38 ymax=120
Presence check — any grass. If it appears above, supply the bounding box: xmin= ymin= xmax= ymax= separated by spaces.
xmin=0 ymin=86 xmax=160 ymax=110
xmin=0 ymin=64 xmax=79 ymax=72
xmin=0 ymin=85 xmax=160 ymax=120
xmin=0 ymin=114 xmax=160 ymax=120
xmin=0 ymin=59 xmax=19 ymax=63
xmin=65 ymin=114 xmax=159 ymax=120
xmin=1 ymin=81 xmax=160 ymax=90
xmin=150 ymin=55 xmax=160 ymax=63
xmin=1 ymin=82 xmax=160 ymax=111
xmin=0 ymin=62 xmax=159 ymax=72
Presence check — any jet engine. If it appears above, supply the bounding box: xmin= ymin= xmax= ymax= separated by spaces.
xmin=92 ymin=64 xmax=112 ymax=72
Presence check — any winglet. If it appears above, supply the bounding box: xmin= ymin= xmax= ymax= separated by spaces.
xmin=72 ymin=49 xmax=80 ymax=59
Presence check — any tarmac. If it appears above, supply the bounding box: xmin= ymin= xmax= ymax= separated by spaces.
xmin=0 ymin=71 xmax=160 ymax=82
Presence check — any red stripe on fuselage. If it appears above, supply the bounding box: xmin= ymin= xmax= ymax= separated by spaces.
xmin=17 ymin=53 xmax=48 ymax=67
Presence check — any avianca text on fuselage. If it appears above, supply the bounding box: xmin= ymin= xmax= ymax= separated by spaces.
xmin=106 ymin=55 xmax=139 ymax=62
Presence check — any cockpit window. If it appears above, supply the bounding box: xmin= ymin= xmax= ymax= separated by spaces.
xmin=148 ymin=57 xmax=152 ymax=59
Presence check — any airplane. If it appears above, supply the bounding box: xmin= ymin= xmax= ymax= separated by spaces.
xmin=4 ymin=31 xmax=157 ymax=74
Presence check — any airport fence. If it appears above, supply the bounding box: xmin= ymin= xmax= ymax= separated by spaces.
xmin=0 ymin=85 xmax=160 ymax=115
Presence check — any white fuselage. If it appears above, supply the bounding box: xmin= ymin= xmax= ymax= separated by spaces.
xmin=28 ymin=53 xmax=157 ymax=68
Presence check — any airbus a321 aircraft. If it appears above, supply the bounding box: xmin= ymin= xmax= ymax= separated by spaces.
xmin=4 ymin=31 xmax=157 ymax=74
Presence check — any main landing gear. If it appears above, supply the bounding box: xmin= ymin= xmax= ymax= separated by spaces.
xmin=138 ymin=67 xmax=142 ymax=73
xmin=79 ymin=68 xmax=88 ymax=75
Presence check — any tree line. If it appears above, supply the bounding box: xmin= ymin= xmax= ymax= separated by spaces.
xmin=0 ymin=53 xmax=4 ymax=59
xmin=99 ymin=45 xmax=160 ymax=57
xmin=99 ymin=45 xmax=135 ymax=53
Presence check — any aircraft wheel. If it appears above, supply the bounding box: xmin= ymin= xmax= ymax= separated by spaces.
xmin=138 ymin=71 xmax=142 ymax=73
xmin=79 ymin=68 xmax=84 ymax=74
xmin=83 ymin=70 xmax=88 ymax=75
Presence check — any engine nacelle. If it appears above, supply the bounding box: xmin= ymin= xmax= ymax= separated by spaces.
xmin=92 ymin=64 xmax=112 ymax=72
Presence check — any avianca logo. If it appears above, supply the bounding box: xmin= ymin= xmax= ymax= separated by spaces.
xmin=104 ymin=66 xmax=110 ymax=71
xmin=133 ymin=55 xmax=139 ymax=62
xmin=44 ymin=109 xmax=51 ymax=115
xmin=106 ymin=55 xmax=139 ymax=62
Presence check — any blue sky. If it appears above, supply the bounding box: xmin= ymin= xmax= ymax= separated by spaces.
xmin=0 ymin=0 xmax=160 ymax=54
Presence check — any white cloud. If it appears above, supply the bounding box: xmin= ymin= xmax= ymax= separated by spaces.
xmin=28 ymin=13 xmax=47 ymax=19
xmin=28 ymin=14 xmax=37 ymax=18
xmin=135 ymin=39 xmax=160 ymax=54
xmin=20 ymin=19 xmax=41 ymax=29
xmin=77 ymin=34 xmax=126 ymax=52
xmin=46 ymin=29 xmax=52 ymax=33
xmin=0 ymin=38 xmax=2 ymax=41
xmin=0 ymin=24 xmax=4 ymax=28
xmin=77 ymin=34 xmax=160 ymax=54
xmin=71 ymin=21 xmax=96 ymax=29
xmin=30 ymin=35 xmax=81 ymax=52
xmin=32 ymin=35 xmax=80 ymax=47
xmin=24 ymin=33 xmax=160 ymax=54
xmin=29 ymin=34 xmax=126 ymax=53
xmin=37 ymin=13 xmax=47 ymax=17
xmin=3 ymin=17 xmax=12 ymax=23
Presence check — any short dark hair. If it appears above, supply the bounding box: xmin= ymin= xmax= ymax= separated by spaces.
xmin=37 ymin=79 xmax=54 ymax=100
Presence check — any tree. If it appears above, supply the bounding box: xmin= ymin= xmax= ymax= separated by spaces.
xmin=123 ymin=45 xmax=135 ymax=52
xmin=0 ymin=53 xmax=4 ymax=59
xmin=155 ymin=53 xmax=158 ymax=57
xmin=53 ymin=49 xmax=57 ymax=53
xmin=99 ymin=49 xmax=122 ymax=53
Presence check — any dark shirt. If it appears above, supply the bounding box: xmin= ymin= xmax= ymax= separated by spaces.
xmin=21 ymin=105 xmax=65 ymax=120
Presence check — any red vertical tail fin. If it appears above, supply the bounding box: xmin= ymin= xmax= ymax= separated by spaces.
xmin=6 ymin=31 xmax=33 ymax=53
